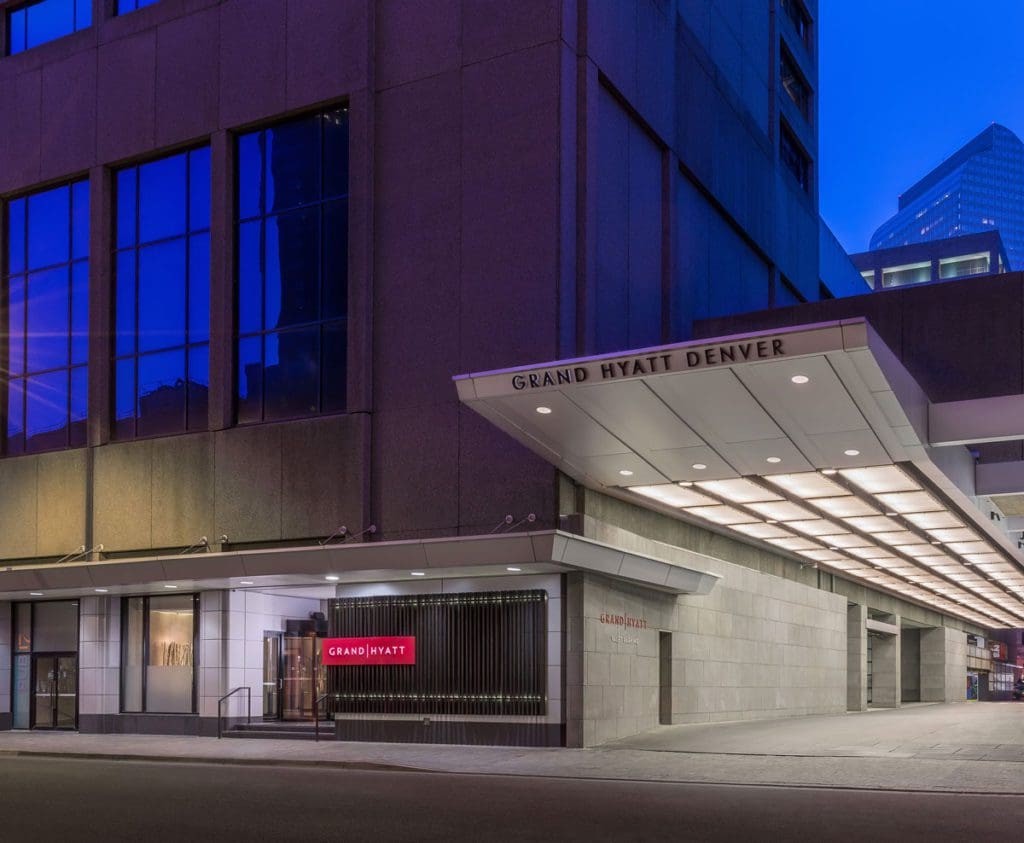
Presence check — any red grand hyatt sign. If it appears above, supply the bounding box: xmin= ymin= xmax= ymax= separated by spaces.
xmin=321 ymin=636 xmax=416 ymax=666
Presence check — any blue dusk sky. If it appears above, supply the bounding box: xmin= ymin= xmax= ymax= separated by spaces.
xmin=820 ymin=1 xmax=1024 ymax=253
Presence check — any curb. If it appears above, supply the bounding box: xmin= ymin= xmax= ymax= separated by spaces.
xmin=0 ymin=748 xmax=426 ymax=773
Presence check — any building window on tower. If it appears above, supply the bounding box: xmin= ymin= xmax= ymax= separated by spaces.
xmin=235 ymin=105 xmax=349 ymax=424
xmin=113 ymin=147 xmax=211 ymax=440
xmin=780 ymin=123 xmax=811 ymax=194
xmin=780 ymin=0 xmax=811 ymax=51
xmin=4 ymin=181 xmax=89 ymax=456
xmin=7 ymin=0 xmax=91 ymax=55
xmin=117 ymin=0 xmax=160 ymax=13
xmin=780 ymin=47 xmax=811 ymax=123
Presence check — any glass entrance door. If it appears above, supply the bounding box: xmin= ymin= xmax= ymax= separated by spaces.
xmin=282 ymin=635 xmax=315 ymax=720
xmin=32 ymin=654 xmax=77 ymax=730
xmin=262 ymin=633 xmax=282 ymax=719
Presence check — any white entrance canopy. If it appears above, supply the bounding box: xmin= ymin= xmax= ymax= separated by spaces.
xmin=455 ymin=319 xmax=1024 ymax=629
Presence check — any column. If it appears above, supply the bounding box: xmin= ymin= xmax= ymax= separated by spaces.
xmin=871 ymin=614 xmax=901 ymax=708
xmin=0 ymin=602 xmax=10 ymax=729
xmin=846 ymin=603 xmax=867 ymax=711
xmin=921 ymin=626 xmax=967 ymax=702
xmin=78 ymin=596 xmax=121 ymax=732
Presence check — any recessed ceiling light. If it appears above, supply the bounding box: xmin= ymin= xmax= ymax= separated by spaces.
xmin=678 ymin=481 xmax=694 ymax=487
xmin=325 ymin=575 xmax=340 ymax=582
xmin=239 ymin=580 xmax=254 ymax=585
xmin=95 ymin=588 xmax=108 ymax=593
xmin=766 ymin=457 xmax=782 ymax=464
xmin=692 ymin=463 xmax=707 ymax=470
xmin=844 ymin=449 xmax=861 ymax=457
xmin=821 ymin=469 xmax=838 ymax=475
xmin=163 ymin=584 xmax=178 ymax=589
xmin=410 ymin=571 xmax=426 ymax=577
xmin=791 ymin=375 xmax=810 ymax=384
xmin=29 ymin=592 xmax=43 ymax=597
xmin=506 ymin=567 xmax=522 ymax=572
xmin=535 ymin=406 xmax=552 ymax=415
xmin=619 ymin=469 xmax=634 ymax=476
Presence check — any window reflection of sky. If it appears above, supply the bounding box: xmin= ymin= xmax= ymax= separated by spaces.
xmin=4 ymin=180 xmax=88 ymax=454
xmin=236 ymin=107 xmax=349 ymax=423
xmin=114 ymin=147 xmax=210 ymax=439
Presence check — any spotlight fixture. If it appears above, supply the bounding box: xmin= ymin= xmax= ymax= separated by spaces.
xmin=844 ymin=449 xmax=861 ymax=457
xmin=766 ymin=457 xmax=782 ymax=464
xmin=822 ymin=469 xmax=838 ymax=475
xmin=791 ymin=375 xmax=810 ymax=384
xmin=692 ymin=463 xmax=707 ymax=470
xmin=619 ymin=469 xmax=634 ymax=477
xmin=535 ymin=406 xmax=552 ymax=415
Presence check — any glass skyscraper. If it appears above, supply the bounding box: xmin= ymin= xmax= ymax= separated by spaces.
xmin=870 ymin=124 xmax=1024 ymax=270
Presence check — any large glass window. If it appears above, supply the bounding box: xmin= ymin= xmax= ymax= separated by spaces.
xmin=116 ymin=0 xmax=159 ymax=13
xmin=236 ymin=106 xmax=349 ymax=424
xmin=780 ymin=123 xmax=811 ymax=194
xmin=780 ymin=48 xmax=810 ymax=123
xmin=114 ymin=147 xmax=210 ymax=439
xmin=8 ymin=0 xmax=92 ymax=55
xmin=781 ymin=0 xmax=811 ymax=50
xmin=4 ymin=181 xmax=89 ymax=456
xmin=121 ymin=594 xmax=197 ymax=714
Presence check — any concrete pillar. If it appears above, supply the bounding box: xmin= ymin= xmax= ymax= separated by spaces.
xmin=901 ymin=628 xmax=921 ymax=702
xmin=78 ymin=596 xmax=121 ymax=730
xmin=564 ymin=573 xmax=584 ymax=748
xmin=199 ymin=590 xmax=231 ymax=725
xmin=0 ymin=602 xmax=10 ymax=728
xmin=846 ymin=603 xmax=867 ymax=711
xmin=921 ymin=627 xmax=967 ymax=702
xmin=871 ymin=615 xmax=901 ymax=707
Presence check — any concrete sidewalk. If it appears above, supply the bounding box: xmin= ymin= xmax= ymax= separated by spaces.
xmin=1 ymin=702 xmax=1022 ymax=795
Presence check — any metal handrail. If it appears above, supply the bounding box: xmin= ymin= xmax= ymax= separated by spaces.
xmin=217 ymin=686 xmax=252 ymax=739
xmin=314 ymin=692 xmax=333 ymax=742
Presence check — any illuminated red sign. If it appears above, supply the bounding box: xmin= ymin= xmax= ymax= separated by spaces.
xmin=321 ymin=636 xmax=416 ymax=666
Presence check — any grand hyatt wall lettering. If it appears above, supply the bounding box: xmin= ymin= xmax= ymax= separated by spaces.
xmin=510 ymin=338 xmax=786 ymax=391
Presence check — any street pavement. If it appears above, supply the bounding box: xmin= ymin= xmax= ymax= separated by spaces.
xmin=0 ymin=701 xmax=1021 ymax=795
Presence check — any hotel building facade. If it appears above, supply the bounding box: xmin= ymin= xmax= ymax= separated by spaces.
xmin=1 ymin=0 xmax=1020 ymax=748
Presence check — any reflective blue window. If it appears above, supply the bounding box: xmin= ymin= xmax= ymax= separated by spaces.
xmin=4 ymin=181 xmax=89 ymax=455
xmin=8 ymin=0 xmax=92 ymax=56
xmin=114 ymin=147 xmax=210 ymax=439
xmin=116 ymin=0 xmax=160 ymax=14
xmin=236 ymin=106 xmax=349 ymax=423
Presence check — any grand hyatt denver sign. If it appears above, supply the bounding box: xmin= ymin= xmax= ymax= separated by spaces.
xmin=510 ymin=337 xmax=786 ymax=391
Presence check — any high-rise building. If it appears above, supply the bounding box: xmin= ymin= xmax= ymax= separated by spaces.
xmin=870 ymin=123 xmax=1024 ymax=270
xmin=0 ymin=0 xmax=1018 ymax=750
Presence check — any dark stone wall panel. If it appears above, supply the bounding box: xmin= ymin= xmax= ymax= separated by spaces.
xmin=155 ymin=5 xmax=221 ymax=147
xmin=96 ymin=30 xmax=157 ymax=162
xmin=40 ymin=50 xmax=97 ymax=181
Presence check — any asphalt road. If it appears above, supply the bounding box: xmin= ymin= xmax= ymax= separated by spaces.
xmin=1 ymin=756 xmax=1022 ymax=842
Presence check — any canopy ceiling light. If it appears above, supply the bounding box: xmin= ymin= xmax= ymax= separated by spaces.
xmin=627 ymin=465 xmax=1024 ymax=628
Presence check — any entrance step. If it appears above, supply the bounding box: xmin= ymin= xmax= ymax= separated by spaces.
xmin=223 ymin=721 xmax=336 ymax=741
